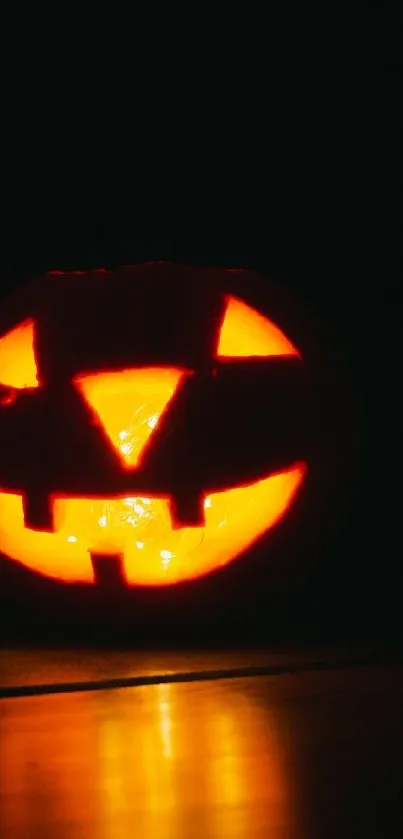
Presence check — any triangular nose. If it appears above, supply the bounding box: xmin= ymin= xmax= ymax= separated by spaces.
xmin=74 ymin=367 xmax=187 ymax=467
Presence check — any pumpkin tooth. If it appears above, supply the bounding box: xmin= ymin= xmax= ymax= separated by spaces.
xmin=22 ymin=493 xmax=54 ymax=532
xmin=90 ymin=552 xmax=126 ymax=588
xmin=169 ymin=493 xmax=205 ymax=529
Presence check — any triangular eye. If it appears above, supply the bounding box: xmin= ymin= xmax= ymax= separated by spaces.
xmin=217 ymin=296 xmax=300 ymax=358
xmin=0 ymin=320 xmax=39 ymax=389
xmin=74 ymin=367 xmax=187 ymax=468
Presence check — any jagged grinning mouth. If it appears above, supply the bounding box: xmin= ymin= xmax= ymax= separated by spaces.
xmin=0 ymin=463 xmax=306 ymax=585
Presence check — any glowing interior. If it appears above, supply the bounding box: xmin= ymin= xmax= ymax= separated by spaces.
xmin=74 ymin=368 xmax=187 ymax=467
xmin=0 ymin=296 xmax=305 ymax=586
xmin=0 ymin=464 xmax=306 ymax=585
xmin=0 ymin=320 xmax=39 ymax=389
xmin=218 ymin=296 xmax=299 ymax=358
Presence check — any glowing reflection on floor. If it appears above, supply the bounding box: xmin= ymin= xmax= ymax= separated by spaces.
xmin=0 ymin=678 xmax=296 ymax=839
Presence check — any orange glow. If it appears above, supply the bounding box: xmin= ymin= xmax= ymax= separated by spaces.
xmin=218 ymin=296 xmax=299 ymax=358
xmin=0 ymin=669 xmax=295 ymax=837
xmin=0 ymin=320 xmax=39 ymax=389
xmin=74 ymin=368 xmax=186 ymax=467
xmin=0 ymin=464 xmax=306 ymax=585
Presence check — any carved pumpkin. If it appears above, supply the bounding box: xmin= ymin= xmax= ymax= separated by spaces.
xmin=0 ymin=263 xmax=309 ymax=587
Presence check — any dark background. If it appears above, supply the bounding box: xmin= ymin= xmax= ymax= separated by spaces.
xmin=0 ymin=14 xmax=400 ymax=648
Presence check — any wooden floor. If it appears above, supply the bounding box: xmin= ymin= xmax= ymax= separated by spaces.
xmin=1 ymin=655 xmax=402 ymax=838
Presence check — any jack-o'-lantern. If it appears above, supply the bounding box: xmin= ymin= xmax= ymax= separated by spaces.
xmin=0 ymin=263 xmax=310 ymax=587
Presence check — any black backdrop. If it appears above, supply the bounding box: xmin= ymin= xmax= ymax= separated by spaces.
xmin=0 ymin=20 xmax=400 ymax=647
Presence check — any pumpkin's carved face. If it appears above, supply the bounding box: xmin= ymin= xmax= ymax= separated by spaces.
xmin=0 ymin=264 xmax=308 ymax=586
